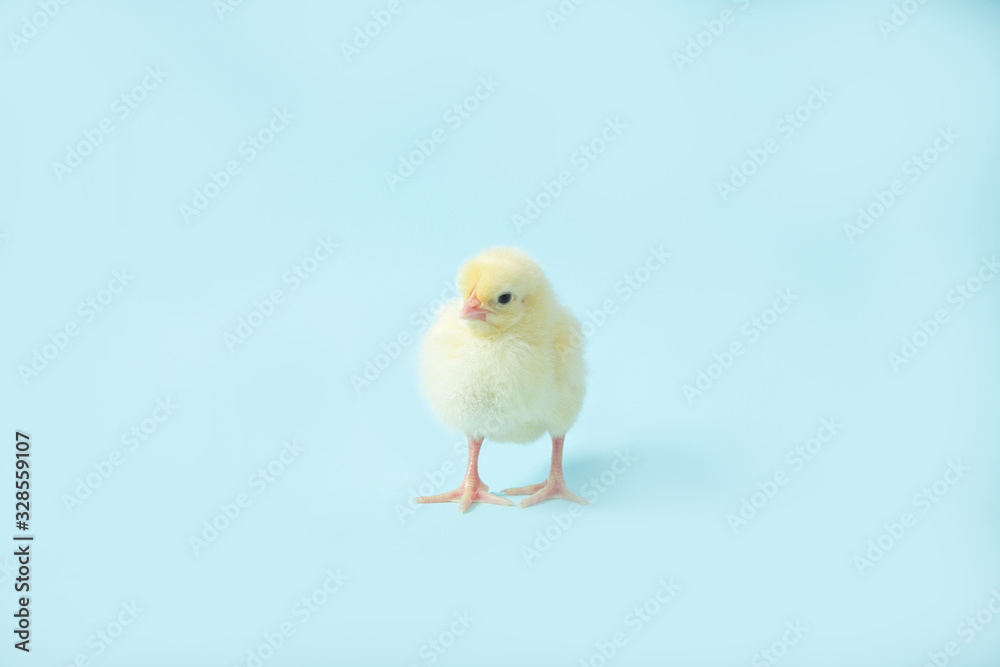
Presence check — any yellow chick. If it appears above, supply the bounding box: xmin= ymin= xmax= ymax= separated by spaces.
xmin=416 ymin=247 xmax=588 ymax=513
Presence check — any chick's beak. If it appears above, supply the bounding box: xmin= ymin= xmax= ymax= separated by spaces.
xmin=460 ymin=294 xmax=489 ymax=321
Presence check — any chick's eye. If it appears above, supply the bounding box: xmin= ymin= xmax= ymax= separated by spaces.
xmin=498 ymin=292 xmax=512 ymax=305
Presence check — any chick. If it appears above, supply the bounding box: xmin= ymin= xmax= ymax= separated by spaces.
xmin=416 ymin=247 xmax=588 ymax=513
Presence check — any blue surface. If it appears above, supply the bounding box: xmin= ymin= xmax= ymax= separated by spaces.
xmin=3 ymin=1 xmax=1000 ymax=665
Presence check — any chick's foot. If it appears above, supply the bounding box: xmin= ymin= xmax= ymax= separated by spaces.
xmin=503 ymin=475 xmax=588 ymax=508
xmin=414 ymin=436 xmax=514 ymax=513
xmin=504 ymin=434 xmax=587 ymax=508
xmin=415 ymin=481 xmax=512 ymax=513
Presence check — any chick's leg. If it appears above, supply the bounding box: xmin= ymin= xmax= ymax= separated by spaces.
xmin=415 ymin=436 xmax=513 ymax=513
xmin=503 ymin=435 xmax=588 ymax=508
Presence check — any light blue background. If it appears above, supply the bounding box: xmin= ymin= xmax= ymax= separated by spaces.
xmin=2 ymin=1 xmax=999 ymax=665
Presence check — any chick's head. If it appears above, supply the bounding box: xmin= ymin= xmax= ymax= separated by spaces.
xmin=455 ymin=247 xmax=551 ymax=335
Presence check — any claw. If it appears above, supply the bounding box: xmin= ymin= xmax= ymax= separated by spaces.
xmin=501 ymin=482 xmax=546 ymax=496
xmin=416 ymin=482 xmax=513 ymax=512
xmin=508 ymin=476 xmax=588 ymax=508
